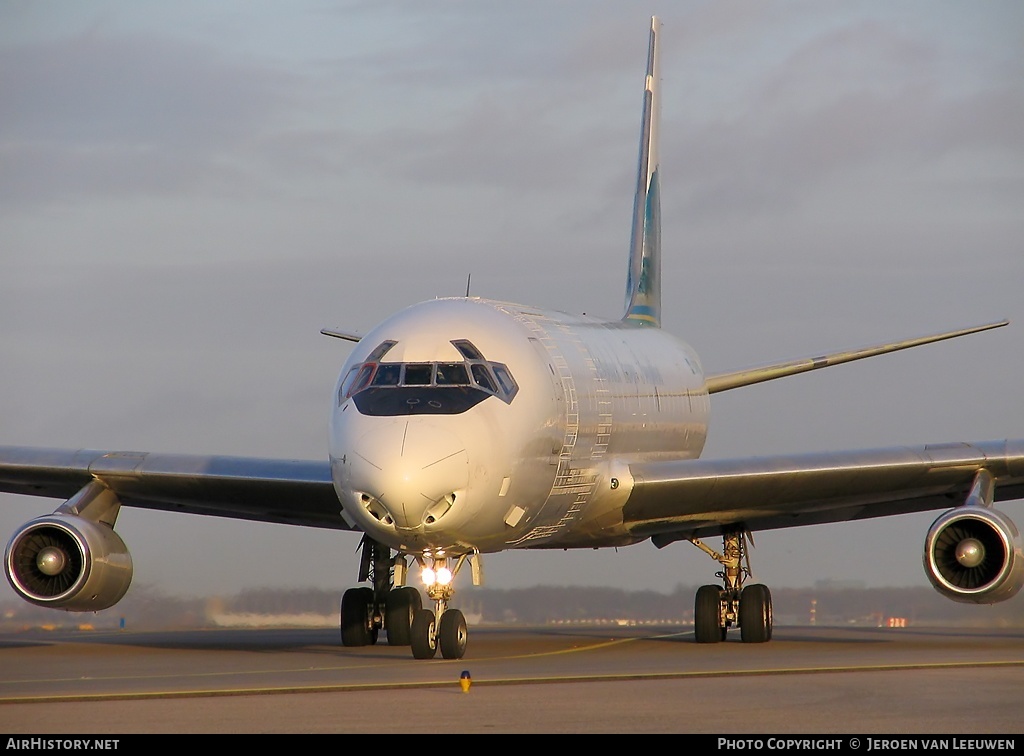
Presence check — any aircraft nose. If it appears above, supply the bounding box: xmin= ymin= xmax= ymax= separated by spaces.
xmin=350 ymin=420 xmax=469 ymax=531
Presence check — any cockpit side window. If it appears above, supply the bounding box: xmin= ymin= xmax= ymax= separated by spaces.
xmin=450 ymin=340 xmax=517 ymax=402
xmin=452 ymin=340 xmax=484 ymax=361
xmin=491 ymin=364 xmax=518 ymax=400
xmin=338 ymin=341 xmax=398 ymax=405
xmin=350 ymin=364 xmax=374 ymax=395
xmin=339 ymin=366 xmax=360 ymax=403
xmin=367 ymin=340 xmax=398 ymax=362
xmin=470 ymin=363 xmax=497 ymax=392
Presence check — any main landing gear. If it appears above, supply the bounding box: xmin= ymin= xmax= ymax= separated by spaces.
xmin=689 ymin=530 xmax=773 ymax=644
xmin=339 ymin=536 xmax=477 ymax=660
xmin=340 ymin=536 xmax=413 ymax=647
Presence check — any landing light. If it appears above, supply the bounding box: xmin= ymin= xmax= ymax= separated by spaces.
xmin=420 ymin=565 xmax=453 ymax=587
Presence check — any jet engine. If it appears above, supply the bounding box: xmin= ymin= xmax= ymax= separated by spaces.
xmin=924 ymin=506 xmax=1023 ymax=604
xmin=4 ymin=514 xmax=133 ymax=611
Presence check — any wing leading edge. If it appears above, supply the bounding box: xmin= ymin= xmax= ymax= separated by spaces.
xmin=620 ymin=439 xmax=1024 ymax=546
xmin=704 ymin=320 xmax=1008 ymax=394
xmin=0 ymin=445 xmax=351 ymax=531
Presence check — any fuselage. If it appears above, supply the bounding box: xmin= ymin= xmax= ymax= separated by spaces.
xmin=328 ymin=297 xmax=709 ymax=557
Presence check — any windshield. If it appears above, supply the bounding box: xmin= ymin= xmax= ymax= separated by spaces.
xmin=338 ymin=339 xmax=518 ymax=415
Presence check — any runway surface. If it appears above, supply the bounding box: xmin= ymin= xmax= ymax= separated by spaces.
xmin=1 ymin=624 xmax=1021 ymax=733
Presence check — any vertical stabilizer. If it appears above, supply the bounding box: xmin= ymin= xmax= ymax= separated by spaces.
xmin=623 ymin=16 xmax=662 ymax=327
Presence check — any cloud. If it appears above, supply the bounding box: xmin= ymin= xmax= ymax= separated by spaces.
xmin=0 ymin=31 xmax=298 ymax=205
xmin=667 ymin=19 xmax=1024 ymax=221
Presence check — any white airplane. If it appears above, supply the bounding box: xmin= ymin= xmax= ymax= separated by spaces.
xmin=2 ymin=17 xmax=1023 ymax=660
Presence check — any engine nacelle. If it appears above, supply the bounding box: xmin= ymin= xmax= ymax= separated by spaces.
xmin=924 ymin=506 xmax=1023 ymax=604
xmin=4 ymin=514 xmax=133 ymax=611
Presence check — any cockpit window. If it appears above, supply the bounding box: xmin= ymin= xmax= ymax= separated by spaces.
xmin=342 ymin=338 xmax=518 ymax=415
xmin=452 ymin=339 xmax=484 ymax=361
xmin=470 ymin=363 xmax=497 ymax=392
xmin=338 ymin=362 xmax=374 ymax=405
xmin=351 ymin=364 xmax=374 ymax=393
xmin=340 ymin=366 xmax=360 ymax=400
xmin=492 ymin=364 xmax=518 ymax=398
xmin=403 ymin=364 xmax=433 ymax=385
xmin=371 ymin=363 xmax=401 ymax=386
xmin=367 ymin=340 xmax=397 ymax=362
xmin=435 ymin=363 xmax=469 ymax=385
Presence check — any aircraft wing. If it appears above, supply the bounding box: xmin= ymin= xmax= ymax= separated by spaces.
xmin=621 ymin=439 xmax=1024 ymax=546
xmin=0 ymin=445 xmax=353 ymax=531
xmin=704 ymin=320 xmax=1008 ymax=394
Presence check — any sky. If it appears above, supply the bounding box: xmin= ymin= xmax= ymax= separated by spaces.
xmin=2 ymin=1 xmax=1023 ymax=608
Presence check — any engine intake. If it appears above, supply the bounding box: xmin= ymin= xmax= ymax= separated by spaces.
xmin=4 ymin=515 xmax=133 ymax=611
xmin=924 ymin=506 xmax=1023 ymax=604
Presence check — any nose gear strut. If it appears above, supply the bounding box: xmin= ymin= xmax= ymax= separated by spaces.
xmin=408 ymin=552 xmax=476 ymax=659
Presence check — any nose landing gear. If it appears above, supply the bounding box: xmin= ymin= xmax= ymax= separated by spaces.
xmin=410 ymin=553 xmax=473 ymax=659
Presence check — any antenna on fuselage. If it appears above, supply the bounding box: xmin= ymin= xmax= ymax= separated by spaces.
xmin=465 ymin=273 xmax=472 ymax=297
